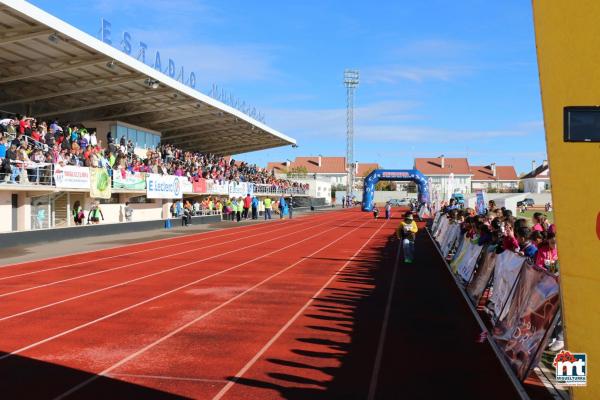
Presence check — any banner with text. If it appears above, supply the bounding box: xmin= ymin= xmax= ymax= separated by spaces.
xmin=228 ymin=182 xmax=254 ymax=198
xmin=146 ymin=174 xmax=183 ymax=199
xmin=53 ymin=165 xmax=90 ymax=189
xmin=490 ymin=251 xmax=526 ymax=320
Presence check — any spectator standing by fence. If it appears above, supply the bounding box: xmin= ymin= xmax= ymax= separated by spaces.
xmin=243 ymin=193 xmax=251 ymax=219
xmin=251 ymin=196 xmax=259 ymax=220
xmin=264 ymin=197 xmax=272 ymax=220
xmin=87 ymin=202 xmax=104 ymax=224
xmin=124 ymin=202 xmax=133 ymax=222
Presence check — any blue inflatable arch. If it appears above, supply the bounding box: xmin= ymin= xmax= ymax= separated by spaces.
xmin=362 ymin=169 xmax=429 ymax=211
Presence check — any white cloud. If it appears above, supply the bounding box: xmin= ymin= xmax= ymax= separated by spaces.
xmin=364 ymin=65 xmax=471 ymax=84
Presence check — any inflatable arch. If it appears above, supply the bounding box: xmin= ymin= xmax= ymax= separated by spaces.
xmin=361 ymin=169 xmax=429 ymax=211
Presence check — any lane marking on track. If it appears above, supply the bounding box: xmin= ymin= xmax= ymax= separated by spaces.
xmin=212 ymin=219 xmax=389 ymax=400
xmin=0 ymin=213 xmax=343 ymax=321
xmin=53 ymin=216 xmax=373 ymax=400
xmin=0 ymin=215 xmax=321 ymax=298
xmin=0 ymin=211 xmax=325 ymax=279
xmin=1 ymin=214 xmax=365 ymax=365
xmin=367 ymin=237 xmax=401 ymax=400
xmin=107 ymin=373 xmax=229 ymax=384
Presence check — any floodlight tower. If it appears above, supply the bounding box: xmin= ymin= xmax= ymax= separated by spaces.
xmin=344 ymin=69 xmax=359 ymax=198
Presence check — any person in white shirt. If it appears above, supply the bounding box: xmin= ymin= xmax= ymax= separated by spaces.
xmin=89 ymin=131 xmax=97 ymax=147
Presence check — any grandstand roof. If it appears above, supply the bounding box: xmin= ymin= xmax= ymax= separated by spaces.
xmin=0 ymin=0 xmax=295 ymax=155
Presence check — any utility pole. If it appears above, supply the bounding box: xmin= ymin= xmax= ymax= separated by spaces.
xmin=344 ymin=69 xmax=359 ymax=198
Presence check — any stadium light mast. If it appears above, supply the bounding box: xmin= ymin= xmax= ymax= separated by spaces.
xmin=344 ymin=69 xmax=359 ymax=198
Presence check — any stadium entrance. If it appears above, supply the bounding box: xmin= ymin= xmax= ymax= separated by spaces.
xmin=361 ymin=169 xmax=429 ymax=211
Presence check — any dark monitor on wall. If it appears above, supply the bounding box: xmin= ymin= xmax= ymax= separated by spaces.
xmin=564 ymin=106 xmax=600 ymax=142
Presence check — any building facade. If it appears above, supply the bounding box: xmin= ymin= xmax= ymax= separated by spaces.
xmin=470 ymin=163 xmax=519 ymax=192
xmin=414 ymin=157 xmax=472 ymax=200
xmin=267 ymin=156 xmax=379 ymax=188
xmin=520 ymin=161 xmax=551 ymax=193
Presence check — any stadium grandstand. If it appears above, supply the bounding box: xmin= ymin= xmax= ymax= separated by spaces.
xmin=0 ymin=0 xmax=308 ymax=232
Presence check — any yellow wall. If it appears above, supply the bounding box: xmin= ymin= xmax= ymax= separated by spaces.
xmin=532 ymin=1 xmax=600 ymax=398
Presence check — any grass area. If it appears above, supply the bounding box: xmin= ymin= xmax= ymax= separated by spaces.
xmin=516 ymin=210 xmax=554 ymax=224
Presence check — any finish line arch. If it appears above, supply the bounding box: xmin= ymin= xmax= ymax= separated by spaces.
xmin=361 ymin=169 xmax=429 ymax=211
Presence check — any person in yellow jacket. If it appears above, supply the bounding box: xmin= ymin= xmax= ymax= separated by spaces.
xmin=397 ymin=211 xmax=418 ymax=263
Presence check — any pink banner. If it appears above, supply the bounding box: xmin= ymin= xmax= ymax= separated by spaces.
xmin=193 ymin=179 xmax=207 ymax=193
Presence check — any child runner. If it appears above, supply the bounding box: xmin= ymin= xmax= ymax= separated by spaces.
xmin=397 ymin=211 xmax=418 ymax=263
xmin=373 ymin=205 xmax=379 ymax=219
xmin=385 ymin=202 xmax=392 ymax=220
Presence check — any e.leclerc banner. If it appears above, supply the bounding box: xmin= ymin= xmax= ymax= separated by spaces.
xmin=146 ymin=174 xmax=183 ymax=199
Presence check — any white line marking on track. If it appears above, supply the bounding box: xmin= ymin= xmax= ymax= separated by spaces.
xmin=108 ymin=373 xmax=229 ymax=384
xmin=53 ymin=216 xmax=372 ymax=400
xmin=0 ymin=217 xmax=317 ymax=298
xmin=367 ymin=238 xmax=401 ymax=400
xmin=212 ymin=219 xmax=389 ymax=400
xmin=0 ymin=213 xmax=313 ymax=279
xmin=0 ymin=214 xmax=337 ymax=321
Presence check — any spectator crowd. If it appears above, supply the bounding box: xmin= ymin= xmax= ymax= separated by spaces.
xmin=0 ymin=114 xmax=309 ymax=192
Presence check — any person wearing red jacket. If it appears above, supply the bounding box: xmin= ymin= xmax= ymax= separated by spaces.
xmin=243 ymin=193 xmax=252 ymax=219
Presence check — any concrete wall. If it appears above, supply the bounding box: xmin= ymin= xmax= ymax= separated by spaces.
xmin=0 ymin=192 xmax=12 ymax=233
xmin=0 ymin=214 xmax=222 ymax=250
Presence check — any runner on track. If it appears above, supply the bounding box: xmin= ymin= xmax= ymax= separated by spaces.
xmin=397 ymin=211 xmax=418 ymax=263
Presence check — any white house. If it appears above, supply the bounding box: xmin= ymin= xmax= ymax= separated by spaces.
xmin=470 ymin=163 xmax=519 ymax=192
xmin=267 ymin=156 xmax=379 ymax=188
xmin=521 ymin=160 xmax=551 ymax=193
xmin=414 ymin=156 xmax=473 ymax=200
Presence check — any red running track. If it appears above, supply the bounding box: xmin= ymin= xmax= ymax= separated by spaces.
xmin=0 ymin=209 xmax=523 ymax=399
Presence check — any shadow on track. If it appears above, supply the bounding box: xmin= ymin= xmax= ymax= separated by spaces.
xmin=225 ymin=224 xmax=524 ymax=399
xmin=0 ymin=352 xmax=188 ymax=399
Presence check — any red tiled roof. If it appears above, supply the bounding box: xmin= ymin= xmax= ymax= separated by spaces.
xmin=414 ymin=157 xmax=471 ymax=175
xmin=521 ymin=164 xmax=550 ymax=179
xmin=267 ymin=157 xmax=379 ymax=176
xmin=470 ymin=165 xmax=518 ymax=181
xmin=357 ymin=163 xmax=380 ymax=177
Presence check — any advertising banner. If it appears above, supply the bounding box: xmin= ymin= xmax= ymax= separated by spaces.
xmin=228 ymin=182 xmax=254 ymax=198
xmin=450 ymin=235 xmax=469 ymax=273
xmin=456 ymin=243 xmax=483 ymax=283
xmin=113 ymin=171 xmax=146 ymax=190
xmin=181 ymin=178 xmax=193 ymax=194
xmin=492 ymin=265 xmax=560 ymax=380
xmin=467 ymin=247 xmax=497 ymax=304
xmin=146 ymin=174 xmax=183 ymax=199
xmin=192 ymin=179 xmax=207 ymax=193
xmin=90 ymin=168 xmax=112 ymax=199
xmin=440 ymin=223 xmax=460 ymax=256
xmin=490 ymin=251 xmax=526 ymax=320
xmin=53 ymin=164 xmax=90 ymax=189
xmin=207 ymin=181 xmax=228 ymax=195
xmin=476 ymin=190 xmax=487 ymax=215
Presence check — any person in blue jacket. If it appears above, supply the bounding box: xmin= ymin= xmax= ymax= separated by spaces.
xmin=278 ymin=196 xmax=288 ymax=219
xmin=251 ymin=196 xmax=259 ymax=219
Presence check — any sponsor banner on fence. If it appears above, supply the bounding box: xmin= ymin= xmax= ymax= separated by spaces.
xmin=181 ymin=179 xmax=193 ymax=194
xmin=457 ymin=243 xmax=483 ymax=283
xmin=490 ymin=251 xmax=526 ymax=320
xmin=192 ymin=179 xmax=207 ymax=193
xmin=467 ymin=247 xmax=497 ymax=303
xmin=53 ymin=164 xmax=90 ymax=189
xmin=207 ymin=181 xmax=228 ymax=195
xmin=146 ymin=174 xmax=183 ymax=199
xmin=492 ymin=265 xmax=560 ymax=380
xmin=476 ymin=190 xmax=486 ymax=215
xmin=90 ymin=168 xmax=112 ymax=199
xmin=228 ymin=182 xmax=254 ymax=198
xmin=113 ymin=171 xmax=146 ymax=190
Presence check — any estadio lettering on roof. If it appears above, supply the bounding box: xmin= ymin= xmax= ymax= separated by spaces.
xmin=100 ymin=18 xmax=196 ymax=89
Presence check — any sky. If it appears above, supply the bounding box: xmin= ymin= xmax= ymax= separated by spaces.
xmin=29 ymin=0 xmax=546 ymax=175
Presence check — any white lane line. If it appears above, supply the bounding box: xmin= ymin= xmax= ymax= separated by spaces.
xmin=2 ymin=215 xmax=363 ymax=365
xmin=108 ymin=373 xmax=229 ymax=384
xmin=0 ymin=216 xmax=316 ymax=298
xmin=367 ymin=238 xmax=401 ymax=400
xmin=0 ymin=216 xmax=285 ymax=280
xmin=212 ymin=219 xmax=388 ymax=400
xmin=53 ymin=216 xmax=372 ymax=400
xmin=0 ymin=214 xmax=336 ymax=322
